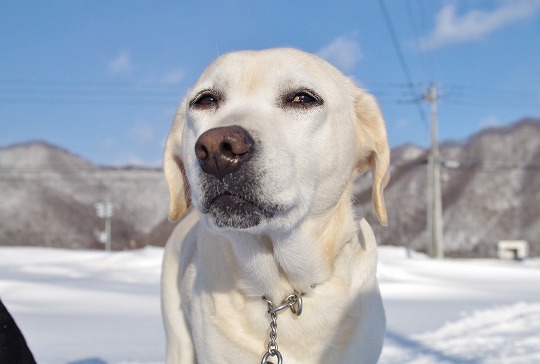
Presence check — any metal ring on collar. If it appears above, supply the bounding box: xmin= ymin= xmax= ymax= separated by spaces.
xmin=261 ymin=349 xmax=283 ymax=364
xmin=289 ymin=293 xmax=302 ymax=316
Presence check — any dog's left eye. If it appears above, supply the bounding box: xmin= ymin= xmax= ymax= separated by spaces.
xmin=286 ymin=90 xmax=323 ymax=108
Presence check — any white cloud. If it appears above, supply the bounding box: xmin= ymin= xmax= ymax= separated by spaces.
xmin=394 ymin=118 xmax=412 ymax=130
xmin=109 ymin=50 xmax=134 ymax=74
xmin=317 ymin=36 xmax=362 ymax=72
xmin=115 ymin=153 xmax=146 ymax=166
xmin=113 ymin=153 xmax=161 ymax=167
xmin=100 ymin=137 xmax=115 ymax=149
xmin=129 ymin=122 xmax=155 ymax=143
xmin=161 ymin=69 xmax=185 ymax=85
xmin=479 ymin=116 xmax=501 ymax=129
xmin=421 ymin=0 xmax=540 ymax=50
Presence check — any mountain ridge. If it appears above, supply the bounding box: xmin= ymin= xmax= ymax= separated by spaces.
xmin=1 ymin=118 xmax=538 ymax=256
xmin=356 ymin=118 xmax=540 ymax=257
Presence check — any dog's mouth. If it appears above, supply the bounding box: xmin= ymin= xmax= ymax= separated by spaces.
xmin=194 ymin=179 xmax=279 ymax=229
xmin=210 ymin=193 xmax=255 ymax=214
xmin=202 ymin=190 xmax=278 ymax=229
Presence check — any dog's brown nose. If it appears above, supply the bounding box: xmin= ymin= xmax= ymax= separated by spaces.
xmin=194 ymin=126 xmax=254 ymax=178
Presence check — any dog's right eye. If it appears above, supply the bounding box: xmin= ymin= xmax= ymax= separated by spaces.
xmin=191 ymin=92 xmax=220 ymax=109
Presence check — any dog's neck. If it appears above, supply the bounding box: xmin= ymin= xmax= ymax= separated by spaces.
xmin=214 ymin=193 xmax=359 ymax=300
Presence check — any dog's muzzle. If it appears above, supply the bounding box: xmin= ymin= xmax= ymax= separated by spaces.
xmin=195 ymin=125 xmax=279 ymax=229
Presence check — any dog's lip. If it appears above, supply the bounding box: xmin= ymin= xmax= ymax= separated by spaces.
xmin=211 ymin=192 xmax=271 ymax=212
xmin=204 ymin=191 xmax=280 ymax=218
xmin=211 ymin=193 xmax=251 ymax=206
xmin=203 ymin=191 xmax=252 ymax=210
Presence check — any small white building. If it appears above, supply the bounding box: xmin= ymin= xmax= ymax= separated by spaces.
xmin=497 ymin=240 xmax=529 ymax=261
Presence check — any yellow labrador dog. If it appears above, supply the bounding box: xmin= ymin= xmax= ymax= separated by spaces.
xmin=162 ymin=48 xmax=389 ymax=363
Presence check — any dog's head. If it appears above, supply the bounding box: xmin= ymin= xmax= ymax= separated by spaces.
xmin=164 ymin=48 xmax=389 ymax=232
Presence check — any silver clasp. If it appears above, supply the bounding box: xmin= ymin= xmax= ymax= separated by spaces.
xmin=267 ymin=292 xmax=303 ymax=316
xmin=261 ymin=349 xmax=283 ymax=364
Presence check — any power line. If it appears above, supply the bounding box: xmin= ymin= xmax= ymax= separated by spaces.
xmin=0 ymin=166 xmax=163 ymax=180
xmin=377 ymin=0 xmax=417 ymax=89
xmin=405 ymin=0 xmax=434 ymax=80
xmin=442 ymin=85 xmax=540 ymax=107
xmin=367 ymin=82 xmax=539 ymax=109
xmin=4 ymin=161 xmax=540 ymax=175
xmin=0 ymin=96 xmax=176 ymax=106
xmin=0 ymin=78 xmax=183 ymax=90
xmin=0 ymin=78 xmax=183 ymax=105
xmin=377 ymin=0 xmax=428 ymax=128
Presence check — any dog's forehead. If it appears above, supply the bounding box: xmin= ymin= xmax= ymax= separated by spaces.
xmin=194 ymin=48 xmax=347 ymax=95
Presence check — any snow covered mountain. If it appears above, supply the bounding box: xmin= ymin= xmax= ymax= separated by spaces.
xmin=0 ymin=141 xmax=170 ymax=249
xmin=0 ymin=118 xmax=539 ymax=256
xmin=356 ymin=118 xmax=540 ymax=257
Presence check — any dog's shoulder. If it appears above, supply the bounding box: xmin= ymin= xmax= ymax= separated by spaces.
xmin=165 ymin=208 xmax=199 ymax=255
xmin=162 ymin=207 xmax=200 ymax=297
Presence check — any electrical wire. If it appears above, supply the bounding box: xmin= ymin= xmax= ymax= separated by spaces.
xmin=405 ymin=0 xmax=434 ymax=81
xmin=0 ymin=78 xmax=182 ymax=105
xmin=377 ymin=0 xmax=429 ymax=128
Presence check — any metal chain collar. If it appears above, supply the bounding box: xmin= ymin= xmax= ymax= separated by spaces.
xmin=260 ymin=291 xmax=303 ymax=364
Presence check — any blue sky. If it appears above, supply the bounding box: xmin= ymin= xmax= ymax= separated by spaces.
xmin=1 ymin=0 xmax=539 ymax=166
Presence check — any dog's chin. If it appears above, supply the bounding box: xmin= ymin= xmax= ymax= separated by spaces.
xmin=206 ymin=194 xmax=275 ymax=229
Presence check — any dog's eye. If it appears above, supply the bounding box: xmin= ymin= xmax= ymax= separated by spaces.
xmin=191 ymin=92 xmax=220 ymax=109
xmin=291 ymin=93 xmax=316 ymax=104
xmin=286 ymin=90 xmax=323 ymax=108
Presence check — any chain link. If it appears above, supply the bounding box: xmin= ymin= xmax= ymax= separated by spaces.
xmin=260 ymin=291 xmax=303 ymax=364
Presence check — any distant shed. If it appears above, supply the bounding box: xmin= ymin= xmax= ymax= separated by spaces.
xmin=497 ymin=240 xmax=529 ymax=261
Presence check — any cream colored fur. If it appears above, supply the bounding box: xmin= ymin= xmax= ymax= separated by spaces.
xmin=161 ymin=48 xmax=390 ymax=363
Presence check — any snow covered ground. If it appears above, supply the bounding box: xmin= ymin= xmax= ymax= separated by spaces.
xmin=378 ymin=248 xmax=540 ymax=363
xmin=1 ymin=245 xmax=539 ymax=363
xmin=0 ymin=247 xmax=164 ymax=364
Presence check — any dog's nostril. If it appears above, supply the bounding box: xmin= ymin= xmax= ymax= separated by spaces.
xmin=195 ymin=143 xmax=209 ymax=160
xmin=221 ymin=142 xmax=233 ymax=155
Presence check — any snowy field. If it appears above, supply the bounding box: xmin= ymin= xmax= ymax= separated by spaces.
xmin=1 ymin=246 xmax=539 ymax=364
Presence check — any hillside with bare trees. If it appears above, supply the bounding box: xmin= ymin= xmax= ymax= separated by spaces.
xmin=356 ymin=118 xmax=540 ymax=257
xmin=1 ymin=119 xmax=538 ymax=257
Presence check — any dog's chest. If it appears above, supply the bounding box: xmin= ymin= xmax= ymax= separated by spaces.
xmin=183 ymin=269 xmax=360 ymax=362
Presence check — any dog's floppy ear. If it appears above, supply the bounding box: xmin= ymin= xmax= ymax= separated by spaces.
xmin=354 ymin=89 xmax=390 ymax=226
xmin=163 ymin=104 xmax=191 ymax=221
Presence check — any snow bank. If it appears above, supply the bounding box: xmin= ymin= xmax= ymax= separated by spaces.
xmin=0 ymin=247 xmax=164 ymax=364
xmin=1 ymin=246 xmax=539 ymax=363
xmin=378 ymin=247 xmax=540 ymax=363
xmin=381 ymin=302 xmax=540 ymax=363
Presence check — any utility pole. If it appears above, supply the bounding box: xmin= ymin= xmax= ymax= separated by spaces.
xmin=424 ymin=84 xmax=444 ymax=259
xmin=95 ymin=199 xmax=114 ymax=251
